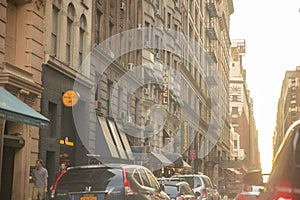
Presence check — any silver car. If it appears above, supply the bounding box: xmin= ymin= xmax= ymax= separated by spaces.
xmin=171 ymin=174 xmax=221 ymax=200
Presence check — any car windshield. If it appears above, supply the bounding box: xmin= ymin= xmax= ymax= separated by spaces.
xmin=56 ymin=167 xmax=123 ymax=192
xmin=165 ymin=185 xmax=179 ymax=196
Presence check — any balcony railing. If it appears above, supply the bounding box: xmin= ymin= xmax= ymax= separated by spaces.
xmin=206 ymin=0 xmax=218 ymax=18
xmin=207 ymin=45 xmax=217 ymax=63
xmin=206 ymin=20 xmax=218 ymax=40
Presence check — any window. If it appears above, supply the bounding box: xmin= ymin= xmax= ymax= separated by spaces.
xmin=232 ymin=118 xmax=238 ymax=124
xmin=167 ymin=51 xmax=171 ymax=66
xmin=133 ymin=169 xmax=143 ymax=185
xmin=155 ymin=35 xmax=159 ymax=54
xmin=232 ymin=95 xmax=238 ymax=102
xmin=146 ymin=171 xmax=159 ymax=190
xmin=155 ymin=0 xmax=160 ymax=10
xmin=145 ymin=22 xmax=150 ymax=42
xmin=234 ymin=140 xmax=238 ymax=149
xmin=167 ymin=13 xmax=171 ymax=29
xmin=139 ymin=169 xmax=151 ymax=187
xmin=107 ymin=80 xmax=113 ymax=116
xmin=95 ymin=10 xmax=102 ymax=44
xmin=66 ymin=3 xmax=75 ymax=64
xmin=189 ymin=0 xmax=193 ymax=12
xmin=232 ymin=107 xmax=238 ymax=115
xmin=79 ymin=15 xmax=87 ymax=68
xmin=109 ymin=22 xmax=114 ymax=49
xmin=51 ymin=4 xmax=60 ymax=56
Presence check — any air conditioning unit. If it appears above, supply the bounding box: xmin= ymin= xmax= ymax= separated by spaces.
xmin=137 ymin=23 xmax=142 ymax=30
xmin=120 ymin=2 xmax=125 ymax=10
xmin=155 ymin=9 xmax=161 ymax=16
xmin=144 ymin=40 xmax=150 ymax=47
xmin=144 ymin=88 xmax=150 ymax=95
xmin=128 ymin=63 xmax=134 ymax=71
xmin=126 ymin=115 xmax=132 ymax=123
xmin=145 ymin=141 xmax=151 ymax=146
xmin=155 ymin=52 xmax=160 ymax=59
xmin=109 ymin=50 xmax=114 ymax=58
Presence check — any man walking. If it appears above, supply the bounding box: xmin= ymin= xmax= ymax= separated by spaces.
xmin=32 ymin=159 xmax=48 ymax=200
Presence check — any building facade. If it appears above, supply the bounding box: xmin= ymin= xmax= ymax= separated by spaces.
xmin=274 ymin=66 xmax=300 ymax=158
xmin=88 ymin=0 xmax=235 ymax=185
xmin=0 ymin=0 xmax=48 ymax=199
xmin=229 ymin=39 xmax=260 ymax=170
xmin=39 ymin=0 xmax=93 ymax=190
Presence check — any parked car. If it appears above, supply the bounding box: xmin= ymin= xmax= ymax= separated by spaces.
xmin=171 ymin=174 xmax=221 ymax=200
xmin=234 ymin=191 xmax=259 ymax=200
xmin=53 ymin=163 xmax=170 ymax=200
xmin=164 ymin=181 xmax=200 ymax=200
xmin=259 ymin=120 xmax=300 ymax=200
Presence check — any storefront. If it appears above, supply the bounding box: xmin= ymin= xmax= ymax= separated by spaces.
xmin=0 ymin=87 xmax=49 ymax=199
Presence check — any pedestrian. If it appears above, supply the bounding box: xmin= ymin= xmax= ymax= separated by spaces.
xmin=50 ymin=162 xmax=68 ymax=198
xmin=32 ymin=159 xmax=48 ymax=200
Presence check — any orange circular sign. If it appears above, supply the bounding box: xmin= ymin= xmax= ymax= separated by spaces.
xmin=62 ymin=90 xmax=79 ymax=107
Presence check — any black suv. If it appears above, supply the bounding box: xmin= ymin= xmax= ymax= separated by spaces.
xmin=259 ymin=120 xmax=300 ymax=200
xmin=53 ymin=163 xmax=170 ymax=200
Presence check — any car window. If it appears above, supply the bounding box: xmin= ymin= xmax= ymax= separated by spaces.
xmin=132 ymin=169 xmax=143 ymax=185
xmin=181 ymin=183 xmax=194 ymax=195
xmin=194 ymin=176 xmax=202 ymax=188
xmin=202 ymin=176 xmax=213 ymax=188
xmin=56 ymin=167 xmax=123 ymax=192
xmin=180 ymin=176 xmax=194 ymax=188
xmin=146 ymin=170 xmax=160 ymax=190
xmin=165 ymin=185 xmax=179 ymax=196
xmin=294 ymin=131 xmax=300 ymax=166
xmin=138 ymin=168 xmax=151 ymax=187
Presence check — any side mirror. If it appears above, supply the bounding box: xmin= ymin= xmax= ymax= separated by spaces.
xmin=194 ymin=191 xmax=201 ymax=197
xmin=158 ymin=183 xmax=165 ymax=192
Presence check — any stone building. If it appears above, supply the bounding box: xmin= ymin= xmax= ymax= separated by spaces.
xmin=0 ymin=0 xmax=49 ymax=199
xmin=274 ymin=66 xmax=300 ymax=158
xmin=229 ymin=39 xmax=261 ymax=170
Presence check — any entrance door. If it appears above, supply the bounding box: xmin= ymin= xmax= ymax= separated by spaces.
xmin=0 ymin=147 xmax=15 ymax=199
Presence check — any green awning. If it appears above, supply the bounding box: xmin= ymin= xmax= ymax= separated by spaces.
xmin=0 ymin=88 xmax=49 ymax=128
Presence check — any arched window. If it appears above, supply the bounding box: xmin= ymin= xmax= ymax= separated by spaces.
xmin=66 ymin=3 xmax=75 ymax=64
xmin=79 ymin=14 xmax=87 ymax=68
xmin=51 ymin=0 xmax=61 ymax=56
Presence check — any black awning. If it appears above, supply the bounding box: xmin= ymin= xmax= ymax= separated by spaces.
xmin=0 ymin=88 xmax=49 ymax=128
xmin=162 ymin=152 xmax=191 ymax=169
xmin=149 ymin=152 xmax=174 ymax=166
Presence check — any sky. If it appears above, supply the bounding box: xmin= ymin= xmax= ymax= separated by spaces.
xmin=229 ymin=0 xmax=300 ymax=174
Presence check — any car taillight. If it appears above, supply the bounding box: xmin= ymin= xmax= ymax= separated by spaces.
xmin=275 ymin=182 xmax=293 ymax=200
xmin=202 ymin=188 xmax=207 ymax=198
xmin=236 ymin=197 xmax=248 ymax=200
xmin=176 ymin=195 xmax=185 ymax=200
xmin=121 ymin=167 xmax=137 ymax=196
xmin=277 ymin=196 xmax=293 ymax=200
